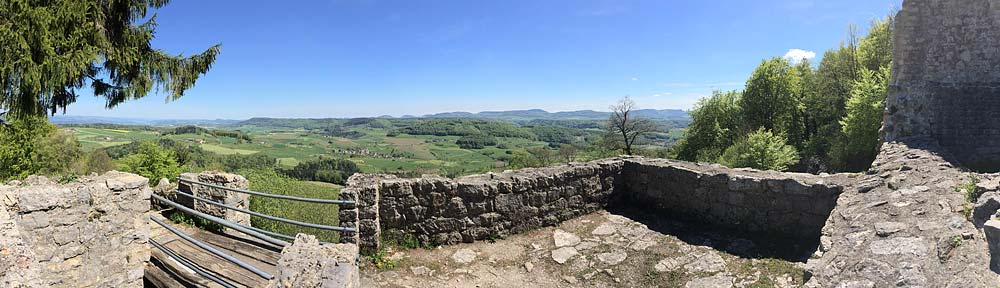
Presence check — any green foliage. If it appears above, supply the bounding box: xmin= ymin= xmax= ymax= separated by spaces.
xmin=719 ymin=129 xmax=800 ymax=171
xmin=455 ymin=134 xmax=498 ymax=149
xmin=950 ymin=235 xmax=964 ymax=248
xmin=242 ymin=169 xmax=341 ymax=243
xmin=79 ymin=150 xmax=116 ymax=175
xmin=401 ymin=119 xmax=536 ymax=139
xmin=0 ymin=116 xmax=84 ymax=181
xmin=168 ymin=210 xmax=224 ymax=233
xmin=678 ymin=13 xmax=895 ymax=172
xmin=741 ymin=57 xmax=806 ymax=148
xmin=955 ymin=175 xmax=982 ymax=203
xmin=280 ymin=158 xmax=359 ymax=184
xmin=837 ymin=66 xmax=890 ymax=171
xmin=675 ymin=90 xmax=742 ymax=162
xmin=120 ymin=141 xmax=181 ymax=185
xmin=509 ymin=146 xmax=557 ymax=169
xmin=0 ymin=0 xmax=220 ymax=118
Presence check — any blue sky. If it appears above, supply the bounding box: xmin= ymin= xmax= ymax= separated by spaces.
xmin=64 ymin=0 xmax=901 ymax=119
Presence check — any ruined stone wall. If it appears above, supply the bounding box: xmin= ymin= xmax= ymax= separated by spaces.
xmin=0 ymin=172 xmax=151 ymax=287
xmin=883 ymin=0 xmax=1000 ymax=170
xmin=342 ymin=157 xmax=844 ymax=250
xmin=341 ymin=159 xmax=623 ymax=250
xmin=621 ymin=159 xmax=843 ymax=239
xmin=178 ymin=171 xmax=251 ymax=228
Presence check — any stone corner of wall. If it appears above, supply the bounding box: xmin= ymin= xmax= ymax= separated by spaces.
xmin=0 ymin=171 xmax=152 ymax=287
xmin=269 ymin=234 xmax=360 ymax=288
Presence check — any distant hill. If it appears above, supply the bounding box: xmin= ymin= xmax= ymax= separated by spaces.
xmin=423 ymin=109 xmax=689 ymax=121
xmin=49 ymin=115 xmax=240 ymax=127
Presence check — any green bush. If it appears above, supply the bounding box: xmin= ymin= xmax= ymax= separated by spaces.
xmin=719 ymin=129 xmax=800 ymax=171
xmin=120 ymin=141 xmax=181 ymax=185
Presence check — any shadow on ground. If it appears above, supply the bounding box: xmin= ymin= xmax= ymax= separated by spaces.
xmin=605 ymin=205 xmax=820 ymax=262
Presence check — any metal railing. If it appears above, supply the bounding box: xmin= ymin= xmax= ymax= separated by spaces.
xmin=149 ymin=177 xmax=357 ymax=287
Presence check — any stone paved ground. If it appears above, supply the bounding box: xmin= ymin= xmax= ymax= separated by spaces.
xmin=361 ymin=211 xmax=809 ymax=288
xmin=806 ymin=140 xmax=998 ymax=287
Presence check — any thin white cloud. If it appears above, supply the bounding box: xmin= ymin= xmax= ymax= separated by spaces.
xmin=783 ymin=49 xmax=816 ymax=64
xmin=631 ymin=77 xmax=639 ymax=81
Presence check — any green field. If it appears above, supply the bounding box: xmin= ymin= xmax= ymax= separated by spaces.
xmin=68 ymin=117 xmax=685 ymax=177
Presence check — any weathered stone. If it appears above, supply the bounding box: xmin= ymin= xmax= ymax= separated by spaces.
xmin=685 ymin=274 xmax=734 ymax=288
xmin=268 ymin=234 xmax=360 ymax=288
xmin=0 ymin=171 xmax=150 ymax=287
xmin=683 ymin=252 xmax=726 ymax=273
xmin=869 ymin=237 xmax=928 ymax=256
xmin=596 ymin=251 xmax=627 ymax=265
xmin=550 ymin=247 xmax=578 ymax=264
xmin=874 ymin=222 xmax=907 ymax=237
xmin=973 ymin=192 xmax=1000 ymax=228
xmin=451 ymin=248 xmax=476 ymax=264
xmin=552 ymin=229 xmax=581 ymax=247
xmin=591 ymin=222 xmax=617 ymax=236
xmin=985 ymin=219 xmax=1000 ymax=273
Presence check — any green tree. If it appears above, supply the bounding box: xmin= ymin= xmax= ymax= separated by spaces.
xmin=0 ymin=117 xmax=54 ymax=180
xmin=79 ymin=150 xmax=116 ymax=175
xmin=120 ymin=141 xmax=181 ymax=185
xmin=675 ymin=90 xmax=742 ymax=162
xmin=740 ymin=58 xmax=805 ymax=148
xmin=837 ymin=67 xmax=890 ymax=171
xmin=32 ymin=128 xmax=83 ymax=176
xmin=719 ymin=128 xmax=800 ymax=171
xmin=1 ymin=0 xmax=220 ymax=119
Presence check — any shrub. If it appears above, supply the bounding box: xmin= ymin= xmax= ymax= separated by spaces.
xmin=120 ymin=141 xmax=182 ymax=185
xmin=719 ymin=128 xmax=800 ymax=171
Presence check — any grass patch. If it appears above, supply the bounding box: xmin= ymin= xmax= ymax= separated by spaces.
xmin=241 ymin=169 xmax=342 ymax=242
xmin=199 ymin=143 xmax=259 ymax=155
xmin=954 ymin=175 xmax=981 ymax=220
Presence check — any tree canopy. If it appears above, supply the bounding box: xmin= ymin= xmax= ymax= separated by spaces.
xmin=0 ymin=0 xmax=220 ymax=119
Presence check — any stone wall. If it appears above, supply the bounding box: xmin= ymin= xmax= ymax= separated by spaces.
xmin=883 ymin=0 xmax=1000 ymax=170
xmin=621 ymin=159 xmax=843 ymax=239
xmin=0 ymin=172 xmax=151 ymax=287
xmin=342 ymin=157 xmax=844 ymax=251
xmin=341 ymin=159 xmax=623 ymax=250
xmin=178 ymin=171 xmax=251 ymax=228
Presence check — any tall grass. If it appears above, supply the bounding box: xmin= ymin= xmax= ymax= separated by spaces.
xmin=239 ymin=169 xmax=342 ymax=242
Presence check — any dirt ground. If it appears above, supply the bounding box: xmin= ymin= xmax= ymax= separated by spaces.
xmin=360 ymin=210 xmax=812 ymax=288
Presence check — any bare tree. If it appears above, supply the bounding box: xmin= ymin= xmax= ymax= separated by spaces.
xmin=605 ymin=96 xmax=657 ymax=155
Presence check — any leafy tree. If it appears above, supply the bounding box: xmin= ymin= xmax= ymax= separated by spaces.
xmin=675 ymin=90 xmax=742 ymax=162
xmin=0 ymin=117 xmax=85 ymax=180
xmin=740 ymin=58 xmax=805 ymax=148
xmin=604 ymin=96 xmax=657 ymax=155
xmin=79 ymin=150 xmax=116 ymax=175
xmin=837 ymin=67 xmax=890 ymax=171
xmin=510 ymin=147 xmax=558 ymax=169
xmin=719 ymin=128 xmax=800 ymax=171
xmin=557 ymin=144 xmax=579 ymax=163
xmin=32 ymin=128 xmax=83 ymax=176
xmin=0 ymin=0 xmax=220 ymax=119
xmin=281 ymin=158 xmax=359 ymax=184
xmin=120 ymin=141 xmax=181 ymax=185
